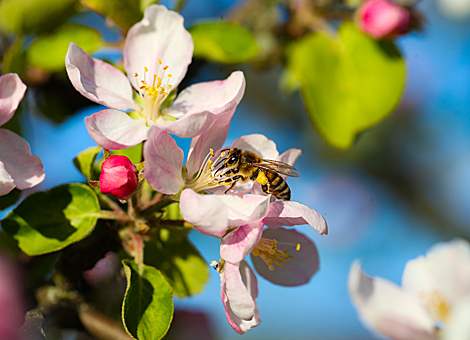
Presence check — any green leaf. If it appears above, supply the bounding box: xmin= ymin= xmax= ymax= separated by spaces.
xmin=27 ymin=23 xmax=103 ymax=72
xmin=122 ymin=260 xmax=173 ymax=340
xmin=73 ymin=146 xmax=102 ymax=181
xmin=112 ymin=143 xmax=143 ymax=164
xmin=1 ymin=38 xmax=25 ymax=76
xmin=79 ymin=0 xmax=143 ymax=31
xmin=287 ymin=22 xmax=406 ymax=150
xmin=190 ymin=21 xmax=259 ymax=64
xmin=161 ymin=202 xmax=183 ymax=221
xmin=2 ymin=184 xmax=100 ymax=256
xmin=145 ymin=230 xmax=209 ymax=298
xmin=0 ymin=0 xmax=77 ymax=35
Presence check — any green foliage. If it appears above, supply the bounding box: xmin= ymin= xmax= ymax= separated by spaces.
xmin=161 ymin=202 xmax=183 ymax=221
xmin=2 ymin=184 xmax=100 ymax=256
xmin=112 ymin=143 xmax=143 ymax=164
xmin=287 ymin=22 xmax=406 ymax=150
xmin=27 ymin=23 xmax=103 ymax=72
xmin=0 ymin=188 xmax=21 ymax=211
xmin=190 ymin=21 xmax=259 ymax=64
xmin=1 ymin=38 xmax=25 ymax=75
xmin=0 ymin=0 xmax=77 ymax=35
xmin=73 ymin=146 xmax=102 ymax=181
xmin=145 ymin=229 xmax=209 ymax=298
xmin=122 ymin=260 xmax=173 ymax=340
xmin=79 ymin=0 xmax=144 ymax=31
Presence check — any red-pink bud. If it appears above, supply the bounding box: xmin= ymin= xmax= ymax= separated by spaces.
xmin=99 ymin=155 xmax=138 ymax=199
xmin=357 ymin=0 xmax=410 ymax=39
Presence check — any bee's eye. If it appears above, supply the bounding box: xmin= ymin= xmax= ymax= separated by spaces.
xmin=228 ymin=156 xmax=237 ymax=165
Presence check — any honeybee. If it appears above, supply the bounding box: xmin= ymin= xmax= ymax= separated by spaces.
xmin=215 ymin=148 xmax=299 ymax=201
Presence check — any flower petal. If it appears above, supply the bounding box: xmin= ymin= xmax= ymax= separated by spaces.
xmin=348 ymin=261 xmax=437 ymax=340
xmin=144 ymin=127 xmax=184 ymax=195
xmin=265 ymin=200 xmax=328 ymax=235
xmin=277 ymin=148 xmax=302 ymax=167
xmin=85 ymin=109 xmax=149 ymax=150
xmin=221 ymin=261 xmax=260 ymax=335
xmin=159 ymin=110 xmax=215 ymax=138
xmin=0 ymin=74 xmax=26 ymax=127
xmin=179 ymin=189 xmax=228 ymax=238
xmin=251 ymin=228 xmax=319 ymax=286
xmin=65 ymin=42 xmax=138 ymax=111
xmin=0 ymin=129 xmax=45 ymax=191
xmin=216 ymin=193 xmax=270 ymax=227
xmin=169 ymin=71 xmax=245 ymax=115
xmin=221 ymin=222 xmax=264 ymax=264
xmin=185 ymin=103 xmax=236 ymax=177
xmin=442 ymin=297 xmax=470 ymax=340
xmin=402 ymin=239 xmax=470 ymax=309
xmin=232 ymin=134 xmax=279 ymax=160
xmin=0 ymin=163 xmax=15 ymax=196
xmin=124 ymin=5 xmax=193 ymax=90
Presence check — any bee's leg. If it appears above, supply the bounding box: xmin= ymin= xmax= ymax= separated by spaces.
xmin=220 ymin=168 xmax=238 ymax=177
xmin=220 ymin=175 xmax=244 ymax=194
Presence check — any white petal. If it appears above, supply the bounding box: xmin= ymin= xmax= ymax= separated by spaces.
xmin=220 ymin=222 xmax=264 ymax=264
xmin=402 ymin=239 xmax=470 ymax=308
xmin=0 ymin=129 xmax=45 ymax=191
xmin=124 ymin=5 xmax=193 ymax=90
xmin=85 ymin=109 xmax=150 ymax=150
xmin=216 ymin=193 xmax=270 ymax=227
xmin=442 ymin=297 xmax=470 ymax=340
xmin=0 ymin=73 xmax=26 ymax=127
xmin=169 ymin=71 xmax=245 ymax=115
xmin=143 ymin=126 xmax=185 ymax=195
xmin=65 ymin=42 xmax=138 ymax=111
xmin=348 ymin=261 xmax=437 ymax=340
xmin=232 ymin=134 xmax=279 ymax=159
xmin=0 ymin=163 xmax=15 ymax=196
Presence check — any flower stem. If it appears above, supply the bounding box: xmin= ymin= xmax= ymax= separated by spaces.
xmin=140 ymin=195 xmax=174 ymax=218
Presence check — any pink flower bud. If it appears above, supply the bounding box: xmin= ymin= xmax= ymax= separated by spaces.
xmin=99 ymin=155 xmax=138 ymax=199
xmin=357 ymin=0 xmax=410 ymax=39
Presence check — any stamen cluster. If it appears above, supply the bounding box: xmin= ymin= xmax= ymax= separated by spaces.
xmin=251 ymin=238 xmax=299 ymax=271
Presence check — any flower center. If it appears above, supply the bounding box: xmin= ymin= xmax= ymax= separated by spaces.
xmin=251 ymin=238 xmax=300 ymax=271
xmin=420 ymin=290 xmax=451 ymax=324
xmin=134 ymin=60 xmax=173 ymax=122
xmin=185 ymin=149 xmax=229 ymax=193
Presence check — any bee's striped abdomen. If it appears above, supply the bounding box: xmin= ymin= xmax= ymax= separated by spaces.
xmin=262 ymin=169 xmax=291 ymax=200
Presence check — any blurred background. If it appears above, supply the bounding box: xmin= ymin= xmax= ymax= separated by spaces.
xmin=2 ymin=0 xmax=470 ymax=339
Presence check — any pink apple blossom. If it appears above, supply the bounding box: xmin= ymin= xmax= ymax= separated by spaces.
xmin=348 ymin=239 xmax=470 ymax=340
xmin=356 ymin=0 xmax=410 ymax=39
xmin=99 ymin=155 xmax=138 ymax=199
xmin=145 ymin=128 xmax=327 ymax=238
xmin=66 ymin=5 xmax=245 ymax=150
xmin=0 ymin=73 xmax=45 ymax=196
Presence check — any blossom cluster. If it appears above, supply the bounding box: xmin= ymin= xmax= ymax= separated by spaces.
xmin=63 ymin=4 xmax=328 ymax=334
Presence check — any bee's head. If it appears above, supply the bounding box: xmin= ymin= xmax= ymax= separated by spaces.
xmin=225 ymin=148 xmax=240 ymax=168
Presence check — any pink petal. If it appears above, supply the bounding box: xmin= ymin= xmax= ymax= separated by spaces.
xmin=85 ymin=109 xmax=149 ymax=150
xmin=277 ymin=148 xmax=302 ymax=167
xmin=402 ymin=239 xmax=470 ymax=309
xmin=232 ymin=134 xmax=279 ymax=159
xmin=251 ymin=228 xmax=319 ymax=286
xmin=0 ymin=74 xmax=26 ymax=127
xmin=124 ymin=5 xmax=193 ymax=90
xmin=348 ymin=261 xmax=437 ymax=340
xmin=65 ymin=43 xmax=138 ymax=111
xmin=220 ymin=222 xmax=264 ymax=264
xmin=217 ymin=193 xmax=270 ymax=227
xmin=0 ymin=164 xmax=15 ymax=196
xmin=159 ymin=110 xmax=215 ymax=138
xmin=221 ymin=261 xmax=260 ymax=334
xmin=169 ymin=71 xmax=245 ymax=115
xmin=0 ymin=129 xmax=45 ymax=192
xmin=143 ymin=127 xmax=184 ymax=195
xmin=265 ymin=201 xmax=328 ymax=235
xmin=180 ymin=189 xmax=228 ymax=238
xmin=185 ymin=103 xmax=236 ymax=177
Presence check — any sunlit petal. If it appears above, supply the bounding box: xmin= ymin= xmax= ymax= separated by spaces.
xmin=0 ymin=74 xmax=26 ymax=127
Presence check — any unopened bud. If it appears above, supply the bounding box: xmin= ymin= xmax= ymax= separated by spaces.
xmin=99 ymin=155 xmax=138 ymax=199
xmin=356 ymin=0 xmax=410 ymax=39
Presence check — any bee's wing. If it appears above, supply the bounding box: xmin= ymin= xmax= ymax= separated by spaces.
xmin=257 ymin=159 xmax=300 ymax=177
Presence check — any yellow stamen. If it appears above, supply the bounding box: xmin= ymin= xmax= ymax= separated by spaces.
xmin=420 ymin=290 xmax=450 ymax=323
xmin=252 ymin=238 xmax=294 ymax=271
